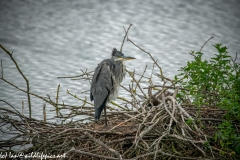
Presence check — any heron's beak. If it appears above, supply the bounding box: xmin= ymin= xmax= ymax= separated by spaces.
xmin=122 ymin=56 xmax=135 ymax=61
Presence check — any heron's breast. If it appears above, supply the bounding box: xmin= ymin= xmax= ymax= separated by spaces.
xmin=107 ymin=62 xmax=126 ymax=102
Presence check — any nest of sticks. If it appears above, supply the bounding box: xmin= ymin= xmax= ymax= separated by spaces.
xmin=0 ymin=87 xmax=234 ymax=159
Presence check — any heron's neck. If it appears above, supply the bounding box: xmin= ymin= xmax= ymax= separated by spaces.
xmin=111 ymin=57 xmax=123 ymax=65
xmin=115 ymin=60 xmax=124 ymax=66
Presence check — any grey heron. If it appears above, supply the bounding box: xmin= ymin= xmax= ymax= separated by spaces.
xmin=90 ymin=48 xmax=135 ymax=126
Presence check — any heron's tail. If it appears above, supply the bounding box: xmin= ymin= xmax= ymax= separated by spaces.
xmin=94 ymin=97 xmax=108 ymax=120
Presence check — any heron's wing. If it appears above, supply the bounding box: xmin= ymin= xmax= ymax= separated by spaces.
xmin=90 ymin=60 xmax=113 ymax=109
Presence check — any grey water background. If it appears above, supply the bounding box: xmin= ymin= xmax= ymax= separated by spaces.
xmin=0 ymin=0 xmax=240 ymax=123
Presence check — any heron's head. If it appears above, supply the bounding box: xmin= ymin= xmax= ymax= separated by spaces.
xmin=111 ymin=48 xmax=135 ymax=61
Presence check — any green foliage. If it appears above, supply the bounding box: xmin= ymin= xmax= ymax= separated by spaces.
xmin=176 ymin=43 xmax=240 ymax=155
xmin=215 ymin=121 xmax=240 ymax=155
xmin=177 ymin=44 xmax=240 ymax=118
xmin=185 ymin=118 xmax=194 ymax=125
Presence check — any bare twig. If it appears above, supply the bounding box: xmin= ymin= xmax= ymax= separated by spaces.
xmin=120 ymin=24 xmax=133 ymax=52
xmin=0 ymin=60 xmax=3 ymax=78
xmin=43 ymin=104 xmax=46 ymax=122
xmin=231 ymin=52 xmax=238 ymax=63
xmin=55 ymin=84 xmax=60 ymax=116
xmin=199 ymin=36 xmax=214 ymax=52
xmin=84 ymin=132 xmax=123 ymax=159
xmin=66 ymin=148 xmax=126 ymax=160
xmin=0 ymin=44 xmax=32 ymax=118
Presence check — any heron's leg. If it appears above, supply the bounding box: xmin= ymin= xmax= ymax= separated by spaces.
xmin=104 ymin=105 xmax=107 ymax=127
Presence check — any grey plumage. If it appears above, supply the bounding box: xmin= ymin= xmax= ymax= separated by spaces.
xmin=90 ymin=48 xmax=135 ymax=123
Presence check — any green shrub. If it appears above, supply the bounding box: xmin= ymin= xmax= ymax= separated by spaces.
xmin=215 ymin=121 xmax=240 ymax=155
xmin=177 ymin=44 xmax=240 ymax=119
xmin=176 ymin=43 xmax=240 ymax=155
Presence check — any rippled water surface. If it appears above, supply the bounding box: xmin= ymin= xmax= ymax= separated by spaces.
xmin=0 ymin=0 xmax=240 ymax=121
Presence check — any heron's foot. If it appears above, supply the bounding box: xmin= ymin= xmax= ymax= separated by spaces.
xmin=104 ymin=124 xmax=110 ymax=129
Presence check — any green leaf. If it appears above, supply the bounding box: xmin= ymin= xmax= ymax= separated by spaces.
xmin=213 ymin=43 xmax=222 ymax=50
xmin=219 ymin=46 xmax=227 ymax=53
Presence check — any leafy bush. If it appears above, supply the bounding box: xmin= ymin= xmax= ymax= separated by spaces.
xmin=215 ymin=121 xmax=240 ymax=155
xmin=177 ymin=44 xmax=240 ymax=118
xmin=176 ymin=43 xmax=240 ymax=155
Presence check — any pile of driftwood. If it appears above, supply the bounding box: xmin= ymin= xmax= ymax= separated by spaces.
xmin=1 ymin=25 xmax=239 ymax=159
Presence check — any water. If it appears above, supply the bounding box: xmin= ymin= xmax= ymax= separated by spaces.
xmin=0 ymin=0 xmax=240 ymax=122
